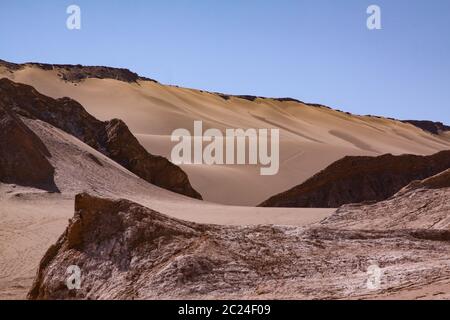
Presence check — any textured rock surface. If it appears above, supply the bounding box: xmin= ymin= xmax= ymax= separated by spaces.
xmin=320 ymin=169 xmax=450 ymax=230
xmin=29 ymin=180 xmax=450 ymax=299
xmin=0 ymin=105 xmax=56 ymax=190
xmin=260 ymin=151 xmax=450 ymax=208
xmin=408 ymin=168 xmax=450 ymax=190
xmin=0 ymin=78 xmax=201 ymax=199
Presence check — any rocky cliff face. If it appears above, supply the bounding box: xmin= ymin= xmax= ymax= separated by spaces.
xmin=28 ymin=182 xmax=450 ymax=299
xmin=260 ymin=151 xmax=450 ymax=208
xmin=0 ymin=104 xmax=57 ymax=191
xmin=0 ymin=78 xmax=201 ymax=199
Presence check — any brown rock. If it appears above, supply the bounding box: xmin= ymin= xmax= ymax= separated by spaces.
xmin=402 ymin=120 xmax=450 ymax=135
xmin=320 ymin=168 xmax=450 ymax=230
xmin=0 ymin=59 xmax=157 ymax=83
xmin=102 ymin=119 xmax=201 ymax=198
xmin=28 ymin=191 xmax=450 ymax=300
xmin=260 ymin=151 xmax=450 ymax=208
xmin=0 ymin=104 xmax=56 ymax=190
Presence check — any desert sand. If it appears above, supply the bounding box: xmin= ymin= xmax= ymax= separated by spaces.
xmin=2 ymin=66 xmax=450 ymax=205
xmin=1 ymin=63 xmax=449 ymax=300
xmin=0 ymin=117 xmax=333 ymax=299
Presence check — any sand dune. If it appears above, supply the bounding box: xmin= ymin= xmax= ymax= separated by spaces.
xmin=2 ymin=66 xmax=450 ymax=205
xmin=0 ymin=188 xmax=73 ymax=299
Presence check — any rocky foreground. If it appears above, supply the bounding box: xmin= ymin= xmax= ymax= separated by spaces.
xmin=29 ymin=171 xmax=450 ymax=300
xmin=320 ymin=169 xmax=450 ymax=230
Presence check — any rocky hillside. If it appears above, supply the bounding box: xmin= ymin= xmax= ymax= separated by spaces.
xmin=0 ymin=78 xmax=201 ymax=199
xmin=0 ymin=104 xmax=56 ymax=191
xmin=402 ymin=120 xmax=450 ymax=135
xmin=260 ymin=151 xmax=450 ymax=208
xmin=0 ymin=59 xmax=156 ymax=83
xmin=29 ymin=178 xmax=450 ymax=299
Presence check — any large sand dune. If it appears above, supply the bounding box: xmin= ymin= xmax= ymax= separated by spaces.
xmin=2 ymin=66 xmax=450 ymax=205
xmin=1 ymin=63 xmax=449 ymax=300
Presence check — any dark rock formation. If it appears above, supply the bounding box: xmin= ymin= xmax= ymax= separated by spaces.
xmin=0 ymin=59 xmax=22 ymax=71
xmin=0 ymin=78 xmax=201 ymax=199
xmin=260 ymin=151 xmax=450 ymax=208
xmin=101 ymin=119 xmax=202 ymax=198
xmin=320 ymin=168 xmax=450 ymax=231
xmin=214 ymin=91 xmax=333 ymax=109
xmin=0 ymin=105 xmax=57 ymax=191
xmin=216 ymin=92 xmax=304 ymax=104
xmin=402 ymin=120 xmax=450 ymax=135
xmin=0 ymin=59 xmax=157 ymax=83
xmin=215 ymin=93 xmax=260 ymax=101
xmin=273 ymin=97 xmax=302 ymax=103
xmin=28 ymin=192 xmax=450 ymax=300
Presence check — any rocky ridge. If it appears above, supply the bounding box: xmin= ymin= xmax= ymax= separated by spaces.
xmin=260 ymin=151 xmax=450 ymax=208
xmin=0 ymin=59 xmax=157 ymax=83
xmin=402 ymin=120 xmax=450 ymax=135
xmin=0 ymin=78 xmax=201 ymax=199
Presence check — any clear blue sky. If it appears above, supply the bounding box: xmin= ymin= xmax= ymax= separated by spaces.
xmin=1 ymin=0 xmax=449 ymax=123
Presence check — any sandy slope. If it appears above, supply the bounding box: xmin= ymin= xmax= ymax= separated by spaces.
xmin=0 ymin=188 xmax=73 ymax=299
xmin=2 ymin=67 xmax=450 ymax=205
xmin=0 ymin=118 xmax=333 ymax=299
xmin=22 ymin=118 xmax=334 ymax=225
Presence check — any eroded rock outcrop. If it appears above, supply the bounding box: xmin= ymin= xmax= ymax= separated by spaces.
xmin=260 ymin=151 xmax=450 ymax=208
xmin=28 ymin=191 xmax=450 ymax=300
xmin=402 ymin=120 xmax=450 ymax=135
xmin=320 ymin=169 xmax=450 ymax=230
xmin=0 ymin=104 xmax=56 ymax=190
xmin=0 ymin=59 xmax=157 ymax=83
xmin=0 ymin=78 xmax=201 ymax=199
